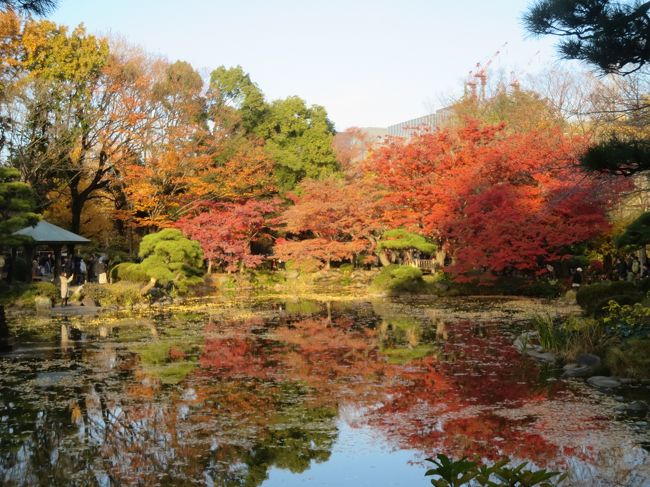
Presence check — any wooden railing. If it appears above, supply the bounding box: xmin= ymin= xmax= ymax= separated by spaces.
xmin=413 ymin=259 xmax=436 ymax=272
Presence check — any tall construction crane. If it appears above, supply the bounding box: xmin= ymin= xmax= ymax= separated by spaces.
xmin=466 ymin=43 xmax=507 ymax=101
xmin=509 ymin=50 xmax=541 ymax=92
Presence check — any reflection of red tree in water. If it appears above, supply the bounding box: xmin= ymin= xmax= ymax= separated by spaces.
xmin=368 ymin=321 xmax=565 ymax=464
xmin=180 ymin=315 xmax=606 ymax=471
xmin=200 ymin=336 xmax=271 ymax=378
xmin=206 ymin=316 xmax=568 ymax=465
xmin=199 ymin=319 xmax=274 ymax=379
xmin=273 ymin=318 xmax=388 ymax=402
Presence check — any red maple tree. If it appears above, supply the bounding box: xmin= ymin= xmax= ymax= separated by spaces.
xmin=369 ymin=121 xmax=621 ymax=280
xmin=175 ymin=198 xmax=280 ymax=272
xmin=275 ymin=176 xmax=388 ymax=267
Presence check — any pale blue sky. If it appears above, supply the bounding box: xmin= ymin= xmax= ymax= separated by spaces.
xmin=52 ymin=0 xmax=562 ymax=130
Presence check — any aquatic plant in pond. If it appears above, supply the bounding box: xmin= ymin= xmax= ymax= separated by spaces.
xmin=424 ymin=454 xmax=566 ymax=486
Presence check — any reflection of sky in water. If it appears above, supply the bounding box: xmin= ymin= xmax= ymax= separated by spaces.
xmin=263 ymin=420 xmax=423 ymax=487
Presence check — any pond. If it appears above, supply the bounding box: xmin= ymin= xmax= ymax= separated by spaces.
xmin=0 ymin=297 xmax=649 ymax=486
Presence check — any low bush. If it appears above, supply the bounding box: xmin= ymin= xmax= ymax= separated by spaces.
xmin=518 ymin=280 xmax=563 ymax=298
xmin=638 ymin=278 xmax=650 ymax=294
xmin=23 ymin=281 xmax=57 ymax=301
xmin=444 ymin=276 xmax=561 ymax=298
xmin=601 ymin=301 xmax=650 ymax=338
xmin=285 ymin=258 xmax=322 ymax=274
xmin=338 ymin=263 xmax=354 ymax=275
xmin=532 ymin=314 xmax=608 ymax=359
xmin=0 ymin=281 xmax=58 ymax=307
xmin=83 ymin=282 xmax=146 ymax=308
xmin=111 ymin=262 xmax=150 ymax=283
xmin=371 ymin=265 xmax=423 ymax=293
xmin=111 ymin=229 xmax=205 ymax=295
xmin=248 ymin=271 xmax=283 ymax=290
xmin=605 ymin=338 xmax=650 ymax=379
xmin=576 ymin=281 xmax=643 ymax=315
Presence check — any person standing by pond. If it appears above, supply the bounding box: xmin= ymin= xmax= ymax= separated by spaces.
xmin=79 ymin=258 xmax=87 ymax=284
xmin=59 ymin=271 xmax=74 ymax=307
xmin=571 ymin=267 xmax=583 ymax=288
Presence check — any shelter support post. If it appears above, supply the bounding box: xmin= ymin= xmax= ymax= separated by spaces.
xmin=54 ymin=246 xmax=62 ymax=279
xmin=23 ymin=245 xmax=34 ymax=283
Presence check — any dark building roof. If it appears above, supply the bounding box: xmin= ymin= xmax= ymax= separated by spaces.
xmin=12 ymin=220 xmax=90 ymax=245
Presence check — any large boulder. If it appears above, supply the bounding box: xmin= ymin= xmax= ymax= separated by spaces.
xmin=617 ymin=400 xmax=649 ymax=415
xmin=587 ymin=376 xmax=622 ymax=389
xmin=525 ymin=349 xmax=557 ymax=364
xmin=562 ymin=353 xmax=602 ymax=378
xmin=513 ymin=331 xmax=538 ymax=353
xmin=81 ymin=296 xmax=98 ymax=308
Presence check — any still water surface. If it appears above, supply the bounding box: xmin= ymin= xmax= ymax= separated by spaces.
xmin=1 ymin=297 xmax=649 ymax=486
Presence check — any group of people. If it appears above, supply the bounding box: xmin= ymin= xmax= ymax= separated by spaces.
xmin=57 ymin=255 xmax=109 ymax=306
xmin=615 ymin=257 xmax=650 ymax=282
xmin=31 ymin=253 xmax=55 ymax=279
xmin=568 ymin=255 xmax=650 ymax=289
xmin=30 ymin=253 xmax=108 ymax=285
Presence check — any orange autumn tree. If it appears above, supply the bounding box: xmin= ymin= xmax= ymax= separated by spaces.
xmin=275 ymin=176 xmax=388 ymax=268
xmin=117 ymin=61 xmax=276 ymax=229
xmin=369 ymin=121 xmax=620 ymax=281
xmin=115 ymin=60 xmax=208 ymax=227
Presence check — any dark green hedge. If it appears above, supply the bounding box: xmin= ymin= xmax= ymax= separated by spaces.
xmin=576 ymin=281 xmax=644 ymax=315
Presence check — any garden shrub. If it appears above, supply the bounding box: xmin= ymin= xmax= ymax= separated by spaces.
xmin=576 ymin=281 xmax=643 ymax=315
xmin=592 ymin=294 xmax=644 ymax=317
xmin=377 ymin=229 xmax=436 ymax=254
xmin=250 ymin=270 xmax=286 ymax=289
xmin=112 ymin=262 xmax=149 ymax=283
xmin=444 ymin=276 xmax=561 ymax=298
xmin=83 ymin=282 xmax=145 ymax=308
xmin=532 ymin=314 xmax=607 ymax=359
xmin=8 ymin=281 xmax=58 ymax=307
xmin=371 ymin=265 xmax=423 ymax=293
xmin=26 ymin=281 xmax=57 ymax=300
xmin=605 ymin=338 xmax=650 ymax=379
xmin=518 ymin=280 xmax=562 ymax=298
xmin=285 ymin=258 xmax=322 ymax=274
xmin=339 ymin=263 xmax=354 ymax=275
xmin=112 ymin=229 xmax=204 ymax=295
xmin=601 ymin=301 xmax=650 ymax=338
xmin=637 ymin=277 xmax=650 ymax=294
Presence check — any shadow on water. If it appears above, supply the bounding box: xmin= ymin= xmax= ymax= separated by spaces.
xmin=0 ymin=297 xmax=648 ymax=486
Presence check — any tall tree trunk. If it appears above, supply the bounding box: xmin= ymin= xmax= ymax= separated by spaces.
xmin=435 ymin=249 xmax=447 ymax=267
xmin=0 ymin=305 xmax=10 ymax=352
xmin=0 ymin=305 xmax=7 ymax=339
xmin=378 ymin=250 xmax=391 ymax=267
xmin=69 ymin=179 xmax=85 ymax=235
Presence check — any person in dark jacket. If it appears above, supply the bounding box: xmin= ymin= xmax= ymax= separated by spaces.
xmin=571 ymin=267 xmax=583 ymax=288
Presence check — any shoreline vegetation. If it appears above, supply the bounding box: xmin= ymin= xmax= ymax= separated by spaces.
xmin=9 ymin=259 xmax=650 ymax=385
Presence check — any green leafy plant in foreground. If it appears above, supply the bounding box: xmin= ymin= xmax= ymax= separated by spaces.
xmin=425 ymin=454 xmax=566 ymax=486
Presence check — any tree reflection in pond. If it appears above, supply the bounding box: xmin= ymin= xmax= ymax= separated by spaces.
xmin=0 ymin=299 xmax=649 ymax=486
